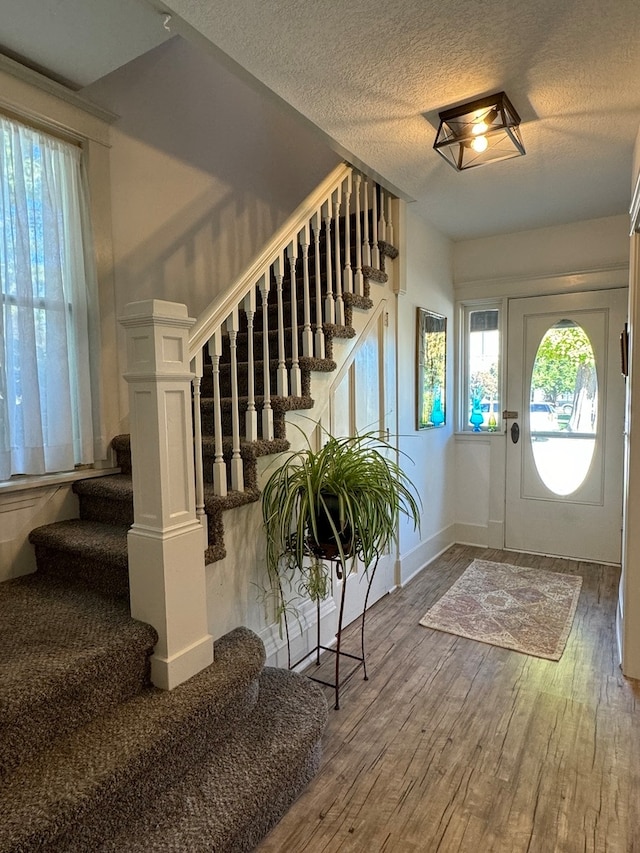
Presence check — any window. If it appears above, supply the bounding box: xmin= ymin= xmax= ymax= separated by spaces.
xmin=0 ymin=114 xmax=102 ymax=480
xmin=461 ymin=304 xmax=501 ymax=432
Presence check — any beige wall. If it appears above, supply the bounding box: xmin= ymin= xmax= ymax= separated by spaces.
xmin=619 ymin=128 xmax=640 ymax=677
xmin=83 ymin=36 xmax=339 ymax=432
xmin=454 ymin=214 xmax=629 ymax=290
xmin=396 ymin=205 xmax=456 ymax=581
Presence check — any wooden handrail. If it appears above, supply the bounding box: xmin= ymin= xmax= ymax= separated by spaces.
xmin=188 ymin=162 xmax=352 ymax=358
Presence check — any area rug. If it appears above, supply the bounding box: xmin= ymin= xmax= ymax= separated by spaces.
xmin=419 ymin=559 xmax=582 ymax=660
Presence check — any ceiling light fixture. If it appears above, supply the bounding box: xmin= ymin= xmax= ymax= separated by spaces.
xmin=433 ymin=92 xmax=525 ymax=171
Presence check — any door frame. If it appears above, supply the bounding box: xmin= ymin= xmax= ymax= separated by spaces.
xmin=455 ymin=267 xmax=629 ymax=556
xmin=504 ymin=288 xmax=627 ymax=563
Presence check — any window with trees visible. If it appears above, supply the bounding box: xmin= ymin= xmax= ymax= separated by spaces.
xmin=530 ymin=322 xmax=596 ymax=433
xmin=0 ymin=113 xmax=102 ymax=481
xmin=462 ymin=305 xmax=501 ymax=432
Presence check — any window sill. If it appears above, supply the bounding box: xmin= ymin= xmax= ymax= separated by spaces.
xmin=454 ymin=430 xmax=506 ymax=439
xmin=0 ymin=466 xmax=120 ymax=495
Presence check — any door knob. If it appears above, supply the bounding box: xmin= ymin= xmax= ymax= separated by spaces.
xmin=511 ymin=422 xmax=520 ymax=444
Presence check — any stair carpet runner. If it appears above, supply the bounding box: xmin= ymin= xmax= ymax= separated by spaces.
xmin=0 ymin=219 xmax=397 ymax=851
xmin=0 ymin=577 xmax=326 ymax=852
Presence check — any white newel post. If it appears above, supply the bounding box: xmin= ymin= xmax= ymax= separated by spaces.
xmin=120 ymin=299 xmax=214 ymax=691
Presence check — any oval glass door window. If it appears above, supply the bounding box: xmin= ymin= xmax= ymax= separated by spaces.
xmin=530 ymin=320 xmax=597 ymax=496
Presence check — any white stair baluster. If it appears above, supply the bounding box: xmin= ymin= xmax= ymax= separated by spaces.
xmin=333 ymin=187 xmax=345 ymax=327
xmin=275 ymin=253 xmax=288 ymax=397
xmin=353 ymin=173 xmax=364 ymax=296
xmin=208 ymin=329 xmax=227 ymax=497
xmin=378 ymin=186 xmax=387 ymax=245
xmin=300 ymin=222 xmax=313 ymax=357
xmin=312 ymin=210 xmax=325 ymax=359
xmin=342 ymin=172 xmax=353 ymax=296
xmin=244 ymin=289 xmax=258 ymax=442
xmin=191 ymin=351 xmax=208 ymax=549
xmin=324 ymin=201 xmax=335 ymax=325
xmin=226 ymin=307 xmax=244 ymax=493
xmin=259 ymin=273 xmax=274 ymax=441
xmin=362 ymin=176 xmax=371 ymax=268
xmin=386 ymin=193 xmax=394 ymax=246
xmin=372 ymin=182 xmax=380 ymax=269
xmin=288 ymin=240 xmax=302 ymax=396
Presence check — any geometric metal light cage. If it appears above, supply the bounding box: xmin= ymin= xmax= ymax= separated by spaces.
xmin=433 ymin=91 xmax=525 ymax=172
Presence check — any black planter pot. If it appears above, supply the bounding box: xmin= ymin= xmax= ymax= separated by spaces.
xmin=308 ymin=493 xmax=353 ymax=563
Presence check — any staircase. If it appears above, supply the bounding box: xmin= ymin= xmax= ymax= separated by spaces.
xmin=28 ymin=167 xmax=397 ymax=569
xmin=2 ymin=164 xmax=398 ymax=850
xmin=0 ymin=573 xmax=327 ymax=851
xmin=187 ymin=163 xmax=397 ymax=544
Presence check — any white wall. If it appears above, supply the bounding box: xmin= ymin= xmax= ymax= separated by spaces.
xmin=453 ymin=215 xmax=629 ymax=551
xmin=619 ymin=129 xmax=640 ymax=678
xmin=396 ymin=205 xmax=456 ymax=583
xmin=83 ymin=35 xmax=339 ymax=433
xmin=454 ymin=215 xmax=629 ymax=287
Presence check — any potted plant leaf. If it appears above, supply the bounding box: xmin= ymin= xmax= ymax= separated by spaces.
xmin=261 ymin=429 xmax=421 ymax=624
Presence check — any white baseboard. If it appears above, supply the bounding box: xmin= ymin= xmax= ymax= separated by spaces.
xmin=488 ymin=520 xmax=504 ymax=549
xmin=261 ymin=597 xmax=337 ymax=668
xmin=616 ymin=598 xmax=623 ymax=668
xmin=454 ymin=522 xmax=489 ymax=548
xmin=396 ymin=524 xmax=456 ymax=587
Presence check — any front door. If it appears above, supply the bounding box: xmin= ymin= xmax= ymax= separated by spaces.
xmin=505 ymin=289 xmax=627 ymax=564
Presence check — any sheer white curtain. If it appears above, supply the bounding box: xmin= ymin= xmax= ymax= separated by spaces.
xmin=0 ymin=115 xmax=103 ymax=480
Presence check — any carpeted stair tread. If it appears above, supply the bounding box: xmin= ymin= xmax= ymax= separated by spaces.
xmin=110 ymin=434 xmax=132 ymax=473
xmin=74 ymin=474 xmax=134 ymax=526
xmin=343 ymin=291 xmax=375 ymax=310
xmin=0 ymin=628 xmax=267 ymax=853
xmin=215 ymin=357 xmax=337 ymax=400
xmin=378 ymin=239 xmax=399 ymax=260
xmin=29 ymin=520 xmax=131 ymax=598
xmin=201 ymin=436 xmax=290 ymax=460
xmin=73 ymin=473 xmax=132 ymax=501
xmin=29 ymin=519 xmax=130 ymax=567
xmin=216 ymin=354 xmax=337 ymax=377
xmin=90 ymin=667 xmax=327 ymax=853
xmin=209 ymin=393 xmax=315 ymax=413
xmin=0 ymin=573 xmax=157 ymax=779
xmin=325 ymin=323 xmax=356 ymax=340
xmin=201 ymin=395 xmax=315 ymax=441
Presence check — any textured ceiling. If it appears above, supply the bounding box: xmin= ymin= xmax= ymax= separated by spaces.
xmin=153 ymin=0 xmax=640 ymax=240
xmin=0 ymin=0 xmax=169 ymax=88
xmin=3 ymin=0 xmax=640 ymax=240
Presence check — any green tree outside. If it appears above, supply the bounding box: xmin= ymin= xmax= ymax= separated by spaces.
xmin=531 ymin=326 xmax=595 ymax=404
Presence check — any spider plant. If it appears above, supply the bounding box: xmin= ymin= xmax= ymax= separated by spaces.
xmin=261 ymin=429 xmax=421 ymax=620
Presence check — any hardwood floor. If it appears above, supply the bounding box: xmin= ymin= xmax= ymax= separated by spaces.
xmin=256 ymin=544 xmax=640 ymax=853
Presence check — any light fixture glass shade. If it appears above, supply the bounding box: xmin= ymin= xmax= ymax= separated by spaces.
xmin=433 ymin=92 xmax=525 ymax=171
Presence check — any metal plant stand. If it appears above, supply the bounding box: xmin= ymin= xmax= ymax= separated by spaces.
xmin=285 ymin=552 xmax=379 ymax=710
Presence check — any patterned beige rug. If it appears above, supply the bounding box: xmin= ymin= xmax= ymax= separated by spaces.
xmin=419 ymin=559 xmax=582 ymax=660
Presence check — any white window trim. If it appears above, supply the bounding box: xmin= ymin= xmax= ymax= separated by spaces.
xmin=0 ymin=53 xmax=119 ymax=481
xmin=456 ymin=298 xmax=507 ymax=434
